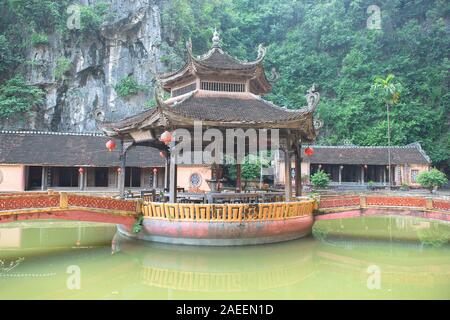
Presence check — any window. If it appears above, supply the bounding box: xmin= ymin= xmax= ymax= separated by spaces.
xmin=94 ymin=168 xmax=109 ymax=187
xmin=411 ymin=170 xmax=419 ymax=183
xmin=200 ymin=81 xmax=245 ymax=92
xmin=125 ymin=167 xmax=141 ymax=188
xmin=57 ymin=168 xmax=79 ymax=187
xmin=172 ymin=83 xmax=197 ymax=97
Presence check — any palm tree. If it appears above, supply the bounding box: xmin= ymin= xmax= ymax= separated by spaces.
xmin=371 ymin=74 xmax=402 ymax=190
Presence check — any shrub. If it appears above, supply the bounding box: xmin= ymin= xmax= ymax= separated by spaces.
xmin=54 ymin=57 xmax=71 ymax=80
xmin=0 ymin=76 xmax=45 ymax=118
xmin=115 ymin=76 xmax=148 ymax=98
xmin=417 ymin=169 xmax=448 ymax=193
xmin=310 ymin=170 xmax=331 ymax=189
xmin=30 ymin=33 xmax=49 ymax=46
xmin=79 ymin=3 xmax=110 ymax=38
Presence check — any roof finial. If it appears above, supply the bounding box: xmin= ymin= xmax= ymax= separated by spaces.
xmin=212 ymin=28 xmax=220 ymax=48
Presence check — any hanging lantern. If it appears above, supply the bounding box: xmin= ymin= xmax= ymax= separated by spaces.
xmin=305 ymin=147 xmax=314 ymax=157
xmin=78 ymin=167 xmax=84 ymax=174
xmin=106 ymin=139 xmax=116 ymax=152
xmin=159 ymin=131 xmax=173 ymax=145
xmin=153 ymin=168 xmax=158 ymax=174
xmin=117 ymin=167 xmax=122 ymax=174
xmin=159 ymin=151 xmax=166 ymax=158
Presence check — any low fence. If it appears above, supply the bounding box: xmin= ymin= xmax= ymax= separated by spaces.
xmin=141 ymin=200 xmax=315 ymax=222
xmin=318 ymin=194 xmax=450 ymax=213
xmin=0 ymin=191 xmax=139 ymax=217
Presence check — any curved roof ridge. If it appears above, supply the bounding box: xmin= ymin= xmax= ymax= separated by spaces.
xmin=0 ymin=130 xmax=104 ymax=137
xmin=193 ymin=44 xmax=266 ymax=67
xmin=251 ymin=94 xmax=308 ymax=114
xmin=305 ymin=145 xmax=423 ymax=149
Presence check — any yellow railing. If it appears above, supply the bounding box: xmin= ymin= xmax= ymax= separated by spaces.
xmin=141 ymin=200 xmax=315 ymax=222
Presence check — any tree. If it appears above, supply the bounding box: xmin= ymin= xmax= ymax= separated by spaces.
xmin=310 ymin=170 xmax=331 ymax=190
xmin=371 ymin=74 xmax=402 ymax=190
xmin=0 ymin=76 xmax=45 ymax=118
xmin=416 ymin=169 xmax=448 ymax=193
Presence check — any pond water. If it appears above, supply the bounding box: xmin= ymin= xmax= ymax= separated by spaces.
xmin=0 ymin=216 xmax=449 ymax=300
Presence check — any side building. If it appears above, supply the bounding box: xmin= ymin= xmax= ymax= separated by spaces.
xmin=0 ymin=131 xmax=211 ymax=193
xmin=276 ymin=144 xmax=431 ymax=188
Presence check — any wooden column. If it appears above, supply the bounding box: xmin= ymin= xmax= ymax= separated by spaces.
xmin=79 ymin=170 xmax=85 ymax=191
xmin=118 ymin=140 xmax=132 ymax=199
xmin=164 ymin=157 xmax=169 ymax=191
xmin=361 ymin=166 xmax=365 ymax=185
xmin=41 ymin=167 xmax=47 ymax=191
xmin=153 ymin=170 xmax=157 ymax=189
xmin=169 ymin=148 xmax=178 ymax=203
xmin=284 ymin=148 xmax=292 ymax=201
xmin=236 ymin=163 xmax=242 ymax=192
xmin=339 ymin=166 xmax=342 ymax=185
xmin=294 ymin=142 xmax=302 ymax=197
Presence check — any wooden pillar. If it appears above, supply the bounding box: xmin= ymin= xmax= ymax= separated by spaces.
xmin=294 ymin=142 xmax=302 ymax=197
xmin=164 ymin=157 xmax=169 ymax=190
xmin=41 ymin=166 xmax=47 ymax=191
xmin=284 ymin=148 xmax=292 ymax=201
xmin=118 ymin=140 xmax=128 ymax=198
xmin=339 ymin=166 xmax=342 ymax=185
xmin=361 ymin=166 xmax=365 ymax=184
xmin=153 ymin=170 xmax=157 ymax=189
xmin=79 ymin=170 xmax=85 ymax=191
xmin=169 ymin=148 xmax=177 ymax=203
xmin=236 ymin=163 xmax=242 ymax=192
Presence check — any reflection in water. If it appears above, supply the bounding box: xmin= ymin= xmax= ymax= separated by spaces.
xmin=0 ymin=216 xmax=449 ymax=299
xmin=313 ymin=215 xmax=450 ymax=246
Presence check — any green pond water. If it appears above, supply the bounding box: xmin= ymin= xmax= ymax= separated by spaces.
xmin=0 ymin=216 xmax=449 ymax=300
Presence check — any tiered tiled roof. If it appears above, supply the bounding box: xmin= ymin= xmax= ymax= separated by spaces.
xmin=301 ymin=144 xmax=431 ymax=165
xmin=101 ymin=31 xmax=321 ymax=143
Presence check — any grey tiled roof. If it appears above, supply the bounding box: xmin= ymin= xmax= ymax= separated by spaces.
xmin=301 ymin=145 xmax=431 ymax=165
xmin=167 ymin=93 xmax=307 ymax=123
xmin=195 ymin=50 xmax=258 ymax=70
xmin=0 ymin=131 xmax=165 ymax=167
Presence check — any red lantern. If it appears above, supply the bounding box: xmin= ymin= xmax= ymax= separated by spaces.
xmin=78 ymin=167 xmax=84 ymax=174
xmin=153 ymin=168 xmax=158 ymax=174
xmin=160 ymin=131 xmax=172 ymax=145
xmin=159 ymin=151 xmax=166 ymax=158
xmin=106 ymin=139 xmax=116 ymax=152
xmin=305 ymin=147 xmax=314 ymax=157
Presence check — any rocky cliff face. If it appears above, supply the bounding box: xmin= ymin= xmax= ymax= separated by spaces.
xmin=10 ymin=0 xmax=166 ymax=133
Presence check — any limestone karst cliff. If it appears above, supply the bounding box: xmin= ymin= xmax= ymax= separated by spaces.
xmin=3 ymin=0 xmax=167 ymax=132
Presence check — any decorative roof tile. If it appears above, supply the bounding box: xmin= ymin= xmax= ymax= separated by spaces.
xmin=0 ymin=131 xmax=164 ymax=167
xmin=301 ymin=145 xmax=431 ymax=165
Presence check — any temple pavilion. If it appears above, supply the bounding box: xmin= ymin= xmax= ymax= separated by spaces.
xmin=101 ymin=31 xmax=322 ymax=201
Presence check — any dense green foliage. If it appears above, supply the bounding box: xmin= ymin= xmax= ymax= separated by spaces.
xmin=416 ymin=168 xmax=448 ymax=192
xmin=54 ymin=57 xmax=72 ymax=80
xmin=0 ymin=0 xmax=111 ymax=118
xmin=0 ymin=76 xmax=45 ymax=118
xmin=0 ymin=0 xmax=448 ymax=173
xmin=310 ymin=170 xmax=331 ymax=189
xmin=115 ymin=76 xmax=148 ymax=98
xmin=161 ymin=0 xmax=449 ymax=173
